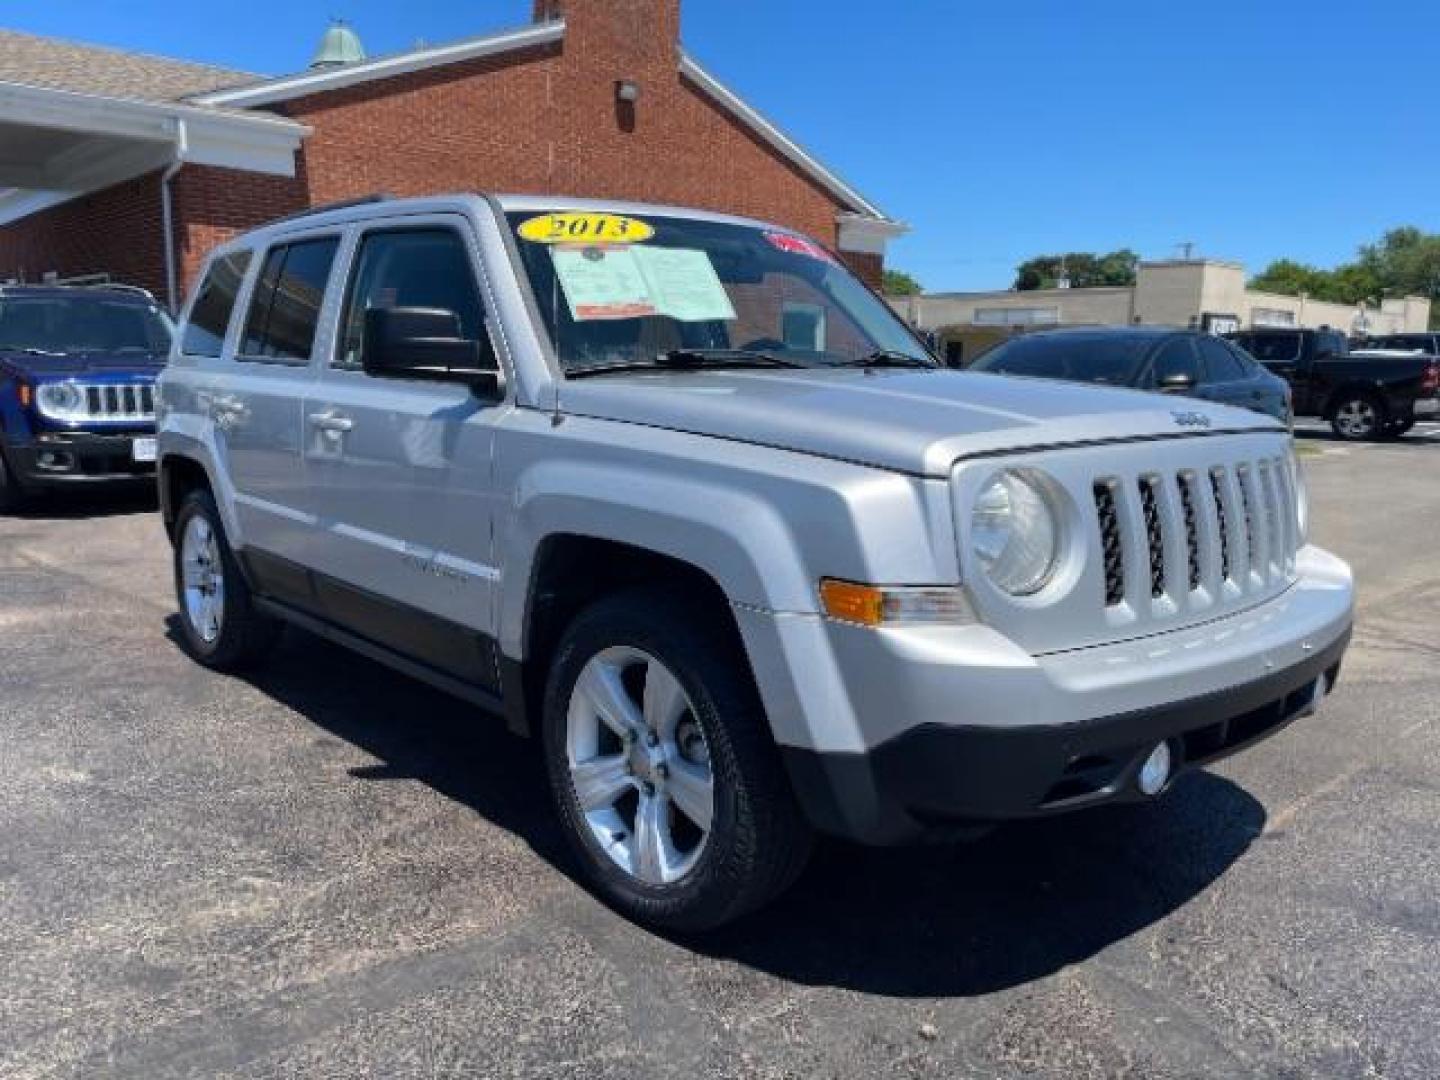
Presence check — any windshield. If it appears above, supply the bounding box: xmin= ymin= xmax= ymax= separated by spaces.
xmin=971 ymin=333 xmax=1155 ymax=385
xmin=504 ymin=210 xmax=931 ymax=373
xmin=0 ymin=296 xmax=173 ymax=356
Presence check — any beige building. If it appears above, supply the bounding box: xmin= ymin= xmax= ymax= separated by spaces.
xmin=892 ymin=259 xmax=1431 ymax=359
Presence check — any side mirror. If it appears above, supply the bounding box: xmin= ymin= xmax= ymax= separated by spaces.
xmin=362 ymin=306 xmax=503 ymax=398
xmin=1157 ymin=372 xmax=1196 ymax=393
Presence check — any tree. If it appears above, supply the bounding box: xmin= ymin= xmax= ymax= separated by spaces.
xmin=1014 ymin=249 xmax=1138 ymax=291
xmin=882 ymin=269 xmax=923 ymax=296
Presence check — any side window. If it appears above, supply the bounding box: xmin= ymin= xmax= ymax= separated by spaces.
xmin=181 ymin=250 xmax=251 ymax=357
xmin=336 ymin=228 xmax=485 ymax=371
xmin=1198 ymin=336 xmax=1246 ymax=382
xmin=239 ymin=237 xmax=339 ymax=364
xmin=1151 ymin=337 xmax=1200 ymax=385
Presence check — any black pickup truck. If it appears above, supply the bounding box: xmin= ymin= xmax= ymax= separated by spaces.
xmin=1227 ymin=327 xmax=1440 ymax=440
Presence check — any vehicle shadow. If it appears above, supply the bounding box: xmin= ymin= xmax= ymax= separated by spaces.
xmin=188 ymin=620 xmax=1268 ymax=1000
xmin=12 ymin=487 xmax=158 ymax=520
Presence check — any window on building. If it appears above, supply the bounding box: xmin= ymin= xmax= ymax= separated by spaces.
xmin=240 ymin=237 xmax=340 ymax=364
xmin=973 ymin=306 xmax=1061 ymax=327
xmin=781 ymin=302 xmax=826 ymax=351
xmin=181 ymin=251 xmax=251 ymax=357
xmin=1250 ymin=308 xmax=1298 ymax=329
xmin=337 ymin=229 xmax=485 ymax=371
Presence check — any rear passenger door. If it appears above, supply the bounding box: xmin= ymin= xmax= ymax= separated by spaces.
xmin=221 ymin=232 xmax=341 ymax=564
xmin=300 ymin=218 xmax=507 ymax=691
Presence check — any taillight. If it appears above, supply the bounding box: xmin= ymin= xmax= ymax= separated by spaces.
xmin=1423 ymin=362 xmax=1439 ymax=394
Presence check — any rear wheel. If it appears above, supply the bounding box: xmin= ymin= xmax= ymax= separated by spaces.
xmin=1330 ymin=393 xmax=1384 ymax=440
xmin=541 ymin=587 xmax=812 ymax=932
xmin=172 ymin=489 xmax=281 ymax=671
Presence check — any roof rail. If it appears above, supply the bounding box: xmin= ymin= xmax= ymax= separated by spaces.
xmin=271 ymin=193 xmax=394 ymax=226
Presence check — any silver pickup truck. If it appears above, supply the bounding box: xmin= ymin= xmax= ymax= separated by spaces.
xmin=157 ymin=194 xmax=1354 ymax=931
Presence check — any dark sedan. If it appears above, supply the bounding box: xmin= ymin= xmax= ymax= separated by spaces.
xmin=970 ymin=327 xmax=1292 ymax=424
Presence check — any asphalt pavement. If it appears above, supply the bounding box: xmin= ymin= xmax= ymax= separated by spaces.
xmin=0 ymin=430 xmax=1436 ymax=1079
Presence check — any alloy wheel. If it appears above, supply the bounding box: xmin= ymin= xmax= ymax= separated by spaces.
xmin=1335 ymin=399 xmax=1377 ymax=438
xmin=565 ymin=646 xmax=714 ymax=885
xmin=180 ymin=514 xmax=226 ymax=644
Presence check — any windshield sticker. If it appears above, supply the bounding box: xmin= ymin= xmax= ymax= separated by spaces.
xmin=632 ymin=247 xmax=737 ymax=323
xmin=552 ymin=246 xmax=737 ymax=323
xmin=552 ymin=246 xmax=658 ymax=321
xmin=518 ymin=212 xmax=655 ymax=245
xmin=764 ymin=232 xmax=838 ymax=265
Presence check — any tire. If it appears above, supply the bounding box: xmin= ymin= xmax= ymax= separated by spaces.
xmin=171 ymin=488 xmax=281 ymax=671
xmin=0 ymin=446 xmax=26 ymax=514
xmin=541 ymin=586 xmax=813 ymax=932
xmin=1330 ymin=393 xmax=1385 ymax=441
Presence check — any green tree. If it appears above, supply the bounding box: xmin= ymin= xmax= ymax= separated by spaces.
xmin=1014 ymin=250 xmax=1138 ymax=290
xmin=882 ymin=269 xmax=923 ymax=296
xmin=1251 ymin=226 xmax=1440 ymax=327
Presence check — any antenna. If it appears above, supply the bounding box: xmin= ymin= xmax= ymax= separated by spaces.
xmin=1177 ymin=241 xmax=1196 ymax=261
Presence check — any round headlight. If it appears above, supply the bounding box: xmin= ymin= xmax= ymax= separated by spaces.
xmin=971 ymin=469 xmax=1061 ymax=596
xmin=37 ymin=382 xmax=81 ymax=414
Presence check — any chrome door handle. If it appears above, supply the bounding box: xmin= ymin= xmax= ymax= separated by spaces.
xmin=211 ymin=396 xmax=248 ymax=429
xmin=308 ymin=411 xmax=354 ymax=434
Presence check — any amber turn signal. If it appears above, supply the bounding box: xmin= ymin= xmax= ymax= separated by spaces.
xmin=819 ymin=579 xmax=971 ymax=627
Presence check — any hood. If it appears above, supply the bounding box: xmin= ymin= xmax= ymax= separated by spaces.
xmin=558 ymin=368 xmax=1282 ymax=477
xmin=0 ymin=350 xmax=166 ymax=381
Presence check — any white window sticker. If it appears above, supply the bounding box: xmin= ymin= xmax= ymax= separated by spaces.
xmin=631 ymin=247 xmax=737 ymax=323
xmin=551 ymin=247 xmax=658 ymax=321
xmin=551 ymin=245 xmax=736 ymax=323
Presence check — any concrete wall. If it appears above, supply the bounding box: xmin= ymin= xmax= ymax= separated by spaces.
xmin=893 ymin=259 xmax=1432 ymax=335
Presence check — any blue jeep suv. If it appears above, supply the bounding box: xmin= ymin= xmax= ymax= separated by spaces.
xmin=0 ymin=284 xmax=173 ymax=511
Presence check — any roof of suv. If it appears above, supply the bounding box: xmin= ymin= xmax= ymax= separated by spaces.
xmin=0 ymin=284 xmax=159 ymax=305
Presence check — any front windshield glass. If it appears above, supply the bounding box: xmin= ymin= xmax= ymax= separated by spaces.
xmin=972 ymin=333 xmax=1155 ymax=385
xmin=0 ymin=296 xmax=173 ymax=356
xmin=505 ymin=210 xmax=931 ymax=372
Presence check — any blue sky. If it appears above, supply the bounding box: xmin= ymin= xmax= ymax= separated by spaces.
xmin=6 ymin=0 xmax=1437 ymax=291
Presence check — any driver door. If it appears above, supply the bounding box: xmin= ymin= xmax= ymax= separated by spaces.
xmin=301 ymin=218 xmax=508 ymax=690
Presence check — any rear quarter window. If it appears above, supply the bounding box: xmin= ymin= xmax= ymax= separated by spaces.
xmin=182 ymin=251 xmax=252 ymax=357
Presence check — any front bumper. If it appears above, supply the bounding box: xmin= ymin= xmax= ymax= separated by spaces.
xmin=738 ymin=546 xmax=1354 ymax=844
xmin=6 ymin=430 xmax=156 ymax=489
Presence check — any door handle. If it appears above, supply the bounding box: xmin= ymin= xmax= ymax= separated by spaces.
xmin=308 ymin=411 xmax=354 ymax=434
xmin=210 ymin=395 xmax=248 ymax=429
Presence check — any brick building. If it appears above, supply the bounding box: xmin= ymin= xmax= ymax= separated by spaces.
xmin=0 ymin=0 xmax=902 ymax=310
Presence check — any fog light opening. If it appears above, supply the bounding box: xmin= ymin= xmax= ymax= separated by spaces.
xmin=1137 ymin=740 xmax=1173 ymax=797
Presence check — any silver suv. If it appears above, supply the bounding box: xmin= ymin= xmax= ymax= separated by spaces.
xmin=158 ymin=194 xmax=1354 ymax=930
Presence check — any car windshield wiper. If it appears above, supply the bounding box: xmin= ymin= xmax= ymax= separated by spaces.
xmin=567 ymin=349 xmax=811 ymax=378
xmin=831 ymin=349 xmax=935 ymax=369
xmin=0 ymin=344 xmax=67 ymax=357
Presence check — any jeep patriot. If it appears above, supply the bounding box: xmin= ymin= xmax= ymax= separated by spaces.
xmin=157 ymin=195 xmax=1354 ymax=930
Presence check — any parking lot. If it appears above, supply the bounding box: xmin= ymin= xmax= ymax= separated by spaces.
xmin=0 ymin=430 xmax=1436 ymax=1080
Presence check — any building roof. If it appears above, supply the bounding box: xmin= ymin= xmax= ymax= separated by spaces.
xmin=0 ymin=28 xmax=256 ymax=103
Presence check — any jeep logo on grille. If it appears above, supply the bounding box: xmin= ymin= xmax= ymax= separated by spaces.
xmin=1172 ymin=410 xmax=1212 ymax=428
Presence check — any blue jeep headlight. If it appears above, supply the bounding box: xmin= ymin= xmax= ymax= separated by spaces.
xmin=35 ymin=381 xmax=84 ymax=419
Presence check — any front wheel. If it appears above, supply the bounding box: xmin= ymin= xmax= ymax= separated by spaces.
xmin=171 ymin=489 xmax=281 ymax=671
xmin=542 ymin=588 xmax=812 ymax=932
xmin=1330 ymin=394 xmax=1384 ymax=440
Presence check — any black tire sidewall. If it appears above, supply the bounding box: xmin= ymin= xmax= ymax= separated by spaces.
xmin=541 ymin=590 xmax=788 ymax=931
xmin=171 ymin=490 xmax=267 ymax=668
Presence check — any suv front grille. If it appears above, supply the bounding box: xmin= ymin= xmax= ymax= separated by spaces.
xmin=81 ymin=383 xmax=155 ymax=420
xmin=1092 ymin=454 xmax=1298 ymax=610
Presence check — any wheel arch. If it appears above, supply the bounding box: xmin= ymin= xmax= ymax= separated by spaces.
xmin=1321 ymin=381 xmax=1388 ymax=421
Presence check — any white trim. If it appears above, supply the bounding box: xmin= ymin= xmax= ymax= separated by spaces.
xmin=193 ymin=22 xmax=565 ymax=109
xmin=836 ymin=212 xmax=907 ymax=255
xmin=678 ymin=53 xmax=891 ymax=223
xmin=0 ymin=80 xmax=306 ymax=226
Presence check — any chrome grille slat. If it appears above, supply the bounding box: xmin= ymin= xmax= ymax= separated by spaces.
xmin=51 ymin=382 xmax=158 ymax=423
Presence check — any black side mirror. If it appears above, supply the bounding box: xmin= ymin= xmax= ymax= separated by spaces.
xmin=1157 ymin=371 xmax=1196 ymax=393
xmin=362 ymin=306 xmax=503 ymax=397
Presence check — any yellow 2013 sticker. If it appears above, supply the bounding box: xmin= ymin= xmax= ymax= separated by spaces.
xmin=517 ymin=212 xmax=655 ymax=245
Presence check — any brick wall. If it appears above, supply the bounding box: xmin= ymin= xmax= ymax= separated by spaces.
xmin=0 ymin=172 xmax=170 ymax=295
xmin=0 ymin=0 xmax=882 ymax=296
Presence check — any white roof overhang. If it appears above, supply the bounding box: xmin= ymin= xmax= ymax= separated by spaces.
xmin=0 ymin=80 xmax=308 ymax=226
